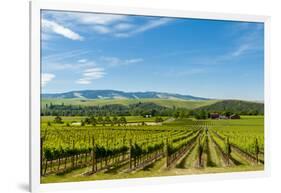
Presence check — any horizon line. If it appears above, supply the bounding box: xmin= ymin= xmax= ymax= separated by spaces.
xmin=41 ymin=89 xmax=264 ymax=102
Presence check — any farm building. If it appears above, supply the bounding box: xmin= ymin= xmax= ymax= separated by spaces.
xmin=210 ymin=113 xmax=220 ymax=119
xmin=210 ymin=113 xmax=235 ymax=119
xmin=230 ymin=114 xmax=240 ymax=119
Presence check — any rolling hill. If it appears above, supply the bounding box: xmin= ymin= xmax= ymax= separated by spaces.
xmin=42 ymin=90 xmax=209 ymax=101
xmin=41 ymin=98 xmax=218 ymax=110
xmin=41 ymin=90 xmax=264 ymax=115
xmin=195 ymin=100 xmax=264 ymax=114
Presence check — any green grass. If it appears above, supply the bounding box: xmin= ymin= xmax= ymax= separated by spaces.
xmin=207 ymin=116 xmax=264 ymax=127
xmin=41 ymin=163 xmax=263 ymax=184
xmin=41 ymin=98 xmax=219 ymax=109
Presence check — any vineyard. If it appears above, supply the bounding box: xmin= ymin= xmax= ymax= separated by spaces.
xmin=40 ymin=116 xmax=264 ymax=183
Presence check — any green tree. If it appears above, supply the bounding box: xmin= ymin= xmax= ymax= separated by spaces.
xmin=173 ymin=111 xmax=180 ymax=119
xmin=155 ymin=117 xmax=164 ymax=122
xmin=179 ymin=110 xmax=186 ymax=119
xmin=112 ymin=116 xmax=118 ymax=125
xmin=54 ymin=116 xmax=63 ymax=124
xmin=105 ymin=116 xmax=112 ymax=125
xmin=119 ymin=116 xmax=127 ymax=125
xmin=90 ymin=116 xmax=97 ymax=126
xmin=195 ymin=110 xmax=208 ymax=119
xmin=97 ymin=116 xmax=104 ymax=125
xmin=84 ymin=117 xmax=91 ymax=124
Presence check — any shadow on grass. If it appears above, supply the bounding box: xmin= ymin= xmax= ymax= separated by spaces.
xmin=176 ymin=144 xmax=196 ymax=169
xmin=206 ymin=160 xmax=217 ymax=167
xmin=230 ymin=155 xmax=243 ymax=166
xmin=142 ymin=161 xmax=156 ymax=171
xmin=105 ymin=162 xmax=128 ymax=174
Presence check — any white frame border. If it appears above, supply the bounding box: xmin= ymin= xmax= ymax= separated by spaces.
xmin=30 ymin=1 xmax=271 ymax=192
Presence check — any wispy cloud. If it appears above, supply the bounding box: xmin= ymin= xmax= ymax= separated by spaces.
xmin=215 ymin=44 xmax=257 ymax=63
xmin=101 ymin=56 xmax=144 ymax=67
xmin=132 ymin=18 xmax=171 ymax=33
xmin=43 ymin=11 xmax=172 ymax=38
xmin=47 ymin=12 xmax=129 ymax=25
xmin=188 ymin=25 xmax=263 ymax=66
xmin=227 ymin=22 xmax=263 ymax=57
xmin=92 ymin=25 xmax=111 ymax=34
xmin=114 ymin=23 xmax=135 ymax=31
xmin=75 ymin=79 xmax=92 ymax=85
xmin=42 ymin=50 xmax=91 ymax=65
xmin=42 ymin=73 xmax=55 ymax=87
xmin=42 ymin=49 xmax=96 ymax=74
xmin=231 ymin=44 xmax=252 ymax=57
xmin=42 ymin=19 xmax=83 ymax=41
xmin=46 ymin=61 xmax=95 ymax=71
xmin=78 ymin=59 xmax=87 ymax=63
xmin=229 ymin=22 xmax=263 ymax=36
xmin=126 ymin=58 xmax=144 ymax=63
xmin=114 ymin=18 xmax=172 ymax=37
xmin=76 ymin=68 xmax=106 ymax=85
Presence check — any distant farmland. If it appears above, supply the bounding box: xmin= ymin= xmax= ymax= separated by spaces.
xmin=41 ymin=98 xmax=219 ymax=109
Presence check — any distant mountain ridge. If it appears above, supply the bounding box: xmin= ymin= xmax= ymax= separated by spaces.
xmin=42 ymin=90 xmax=209 ymax=101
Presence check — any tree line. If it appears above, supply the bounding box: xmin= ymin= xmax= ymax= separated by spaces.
xmin=50 ymin=115 xmax=128 ymax=126
xmin=42 ymin=100 xmax=264 ymax=120
xmin=41 ymin=102 xmax=174 ymax=117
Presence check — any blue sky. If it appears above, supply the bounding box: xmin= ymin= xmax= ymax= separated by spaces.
xmin=41 ymin=10 xmax=264 ymax=100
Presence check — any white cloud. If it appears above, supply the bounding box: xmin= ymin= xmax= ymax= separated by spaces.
xmin=76 ymin=68 xmax=106 ymax=84
xmin=42 ymin=19 xmax=83 ymax=40
xmin=46 ymin=11 xmax=128 ymax=25
xmin=78 ymin=59 xmax=87 ymax=63
xmin=92 ymin=25 xmax=111 ymax=34
xmin=69 ymin=13 xmax=128 ymax=25
xmin=43 ymin=11 xmax=172 ymax=38
xmin=101 ymin=56 xmax=143 ymax=67
xmin=83 ymin=14 xmax=128 ymax=25
xmin=42 ymin=73 xmax=55 ymax=87
xmin=83 ymin=68 xmax=106 ymax=79
xmin=114 ymin=23 xmax=134 ymax=31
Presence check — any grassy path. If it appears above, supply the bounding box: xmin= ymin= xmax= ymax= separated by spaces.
xmin=181 ymin=142 xmax=199 ymax=168
xmin=176 ymin=142 xmax=197 ymax=169
xmin=206 ymin=133 xmax=220 ymax=167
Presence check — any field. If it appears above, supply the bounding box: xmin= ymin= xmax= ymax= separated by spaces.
xmin=41 ymin=115 xmax=168 ymax=124
xmin=40 ymin=115 xmax=264 ymax=183
xmin=41 ymin=98 xmax=219 ymax=109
